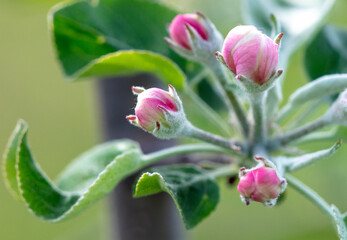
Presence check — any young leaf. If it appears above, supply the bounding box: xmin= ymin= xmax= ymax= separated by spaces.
xmin=49 ymin=0 xmax=194 ymax=86
xmin=133 ymin=164 xmax=220 ymax=229
xmin=278 ymin=74 xmax=347 ymax=120
xmin=331 ymin=205 xmax=347 ymax=240
xmin=75 ymin=50 xmax=186 ymax=90
xmin=305 ymin=25 xmax=347 ymax=81
xmin=2 ymin=120 xmax=27 ymax=201
xmin=288 ymin=74 xmax=347 ymax=106
xmin=278 ymin=140 xmax=342 ymax=172
xmin=2 ymin=120 xmax=147 ymax=221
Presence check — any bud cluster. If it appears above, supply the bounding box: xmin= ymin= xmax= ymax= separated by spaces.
xmin=127 ymin=12 xmax=290 ymax=208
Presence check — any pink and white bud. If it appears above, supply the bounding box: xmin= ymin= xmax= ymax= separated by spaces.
xmin=221 ymin=25 xmax=280 ymax=85
xmin=237 ymin=157 xmax=286 ymax=206
xmin=126 ymin=85 xmax=186 ymax=139
xmin=169 ymin=13 xmax=208 ymax=50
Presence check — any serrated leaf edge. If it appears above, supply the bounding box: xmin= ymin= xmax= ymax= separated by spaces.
xmin=54 ymin=149 xmax=142 ymax=222
xmin=2 ymin=119 xmax=27 ymax=201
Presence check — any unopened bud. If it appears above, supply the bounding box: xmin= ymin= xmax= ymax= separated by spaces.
xmin=126 ymin=85 xmax=187 ymax=139
xmin=221 ymin=25 xmax=280 ymax=86
xmin=237 ymin=156 xmax=287 ymax=207
xmin=165 ymin=12 xmax=223 ymax=64
xmin=168 ymin=13 xmax=208 ymax=50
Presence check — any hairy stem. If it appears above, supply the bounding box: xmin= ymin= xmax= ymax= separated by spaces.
xmin=182 ymin=122 xmax=243 ymax=152
xmin=226 ymin=88 xmax=250 ymax=138
xmin=184 ymin=87 xmax=233 ymax=136
xmin=268 ymin=117 xmax=330 ymax=150
xmin=189 ymin=70 xmax=209 ymax=88
xmin=249 ymin=92 xmax=267 ymax=146
xmin=208 ymin=62 xmax=249 ymax=139
xmin=143 ymin=143 xmax=232 ymax=164
xmin=286 ymin=175 xmax=335 ymax=222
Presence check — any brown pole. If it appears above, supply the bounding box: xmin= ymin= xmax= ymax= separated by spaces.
xmin=97 ymin=74 xmax=185 ymax=240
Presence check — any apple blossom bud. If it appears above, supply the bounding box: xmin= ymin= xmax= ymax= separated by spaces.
xmin=165 ymin=12 xmax=223 ymax=64
xmin=237 ymin=156 xmax=286 ymax=206
xmin=169 ymin=13 xmax=208 ymax=50
xmin=221 ymin=25 xmax=280 ymax=85
xmin=126 ymin=85 xmax=187 ymax=139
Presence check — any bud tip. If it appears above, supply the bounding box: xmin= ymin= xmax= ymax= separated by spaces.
xmin=131 ymin=86 xmax=145 ymax=95
xmin=126 ymin=115 xmax=136 ymax=120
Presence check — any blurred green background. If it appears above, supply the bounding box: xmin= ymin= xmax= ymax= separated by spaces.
xmin=1 ymin=0 xmax=347 ymax=239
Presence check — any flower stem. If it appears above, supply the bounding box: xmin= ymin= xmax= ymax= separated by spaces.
xmin=184 ymin=87 xmax=233 ymax=136
xmin=143 ymin=143 xmax=231 ymax=165
xmin=248 ymin=92 xmax=267 ymax=146
xmin=268 ymin=117 xmax=330 ymax=150
xmin=189 ymin=70 xmax=209 ymax=88
xmin=181 ymin=122 xmax=243 ymax=153
xmin=225 ymin=88 xmax=250 ymax=138
xmin=208 ymin=62 xmax=249 ymax=139
xmin=286 ymin=175 xmax=335 ymax=222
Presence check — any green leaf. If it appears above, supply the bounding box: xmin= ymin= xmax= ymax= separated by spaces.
xmin=2 ymin=120 xmax=27 ymax=201
xmin=133 ymin=164 xmax=220 ymax=229
xmin=278 ymin=74 xmax=347 ymax=120
xmin=50 ymin=0 xmax=194 ymax=86
xmin=286 ymin=74 xmax=347 ymax=106
xmin=2 ymin=120 xmax=147 ymax=221
xmin=76 ymin=50 xmax=186 ymax=90
xmin=305 ymin=25 xmax=347 ymax=81
xmin=279 ymin=140 xmax=342 ymax=172
xmin=331 ymin=205 xmax=347 ymax=240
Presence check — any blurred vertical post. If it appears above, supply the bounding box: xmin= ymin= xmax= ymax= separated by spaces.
xmin=98 ymin=75 xmax=185 ymax=240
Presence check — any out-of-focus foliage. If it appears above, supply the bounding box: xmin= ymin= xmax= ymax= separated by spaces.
xmin=305 ymin=25 xmax=347 ymax=80
xmin=50 ymin=0 xmax=194 ymax=79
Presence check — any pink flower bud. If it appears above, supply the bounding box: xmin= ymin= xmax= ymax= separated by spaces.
xmin=237 ymin=165 xmax=284 ymax=206
xmin=222 ymin=25 xmax=279 ymax=85
xmin=126 ymin=85 xmax=179 ymax=133
xmin=169 ymin=13 xmax=208 ymax=50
